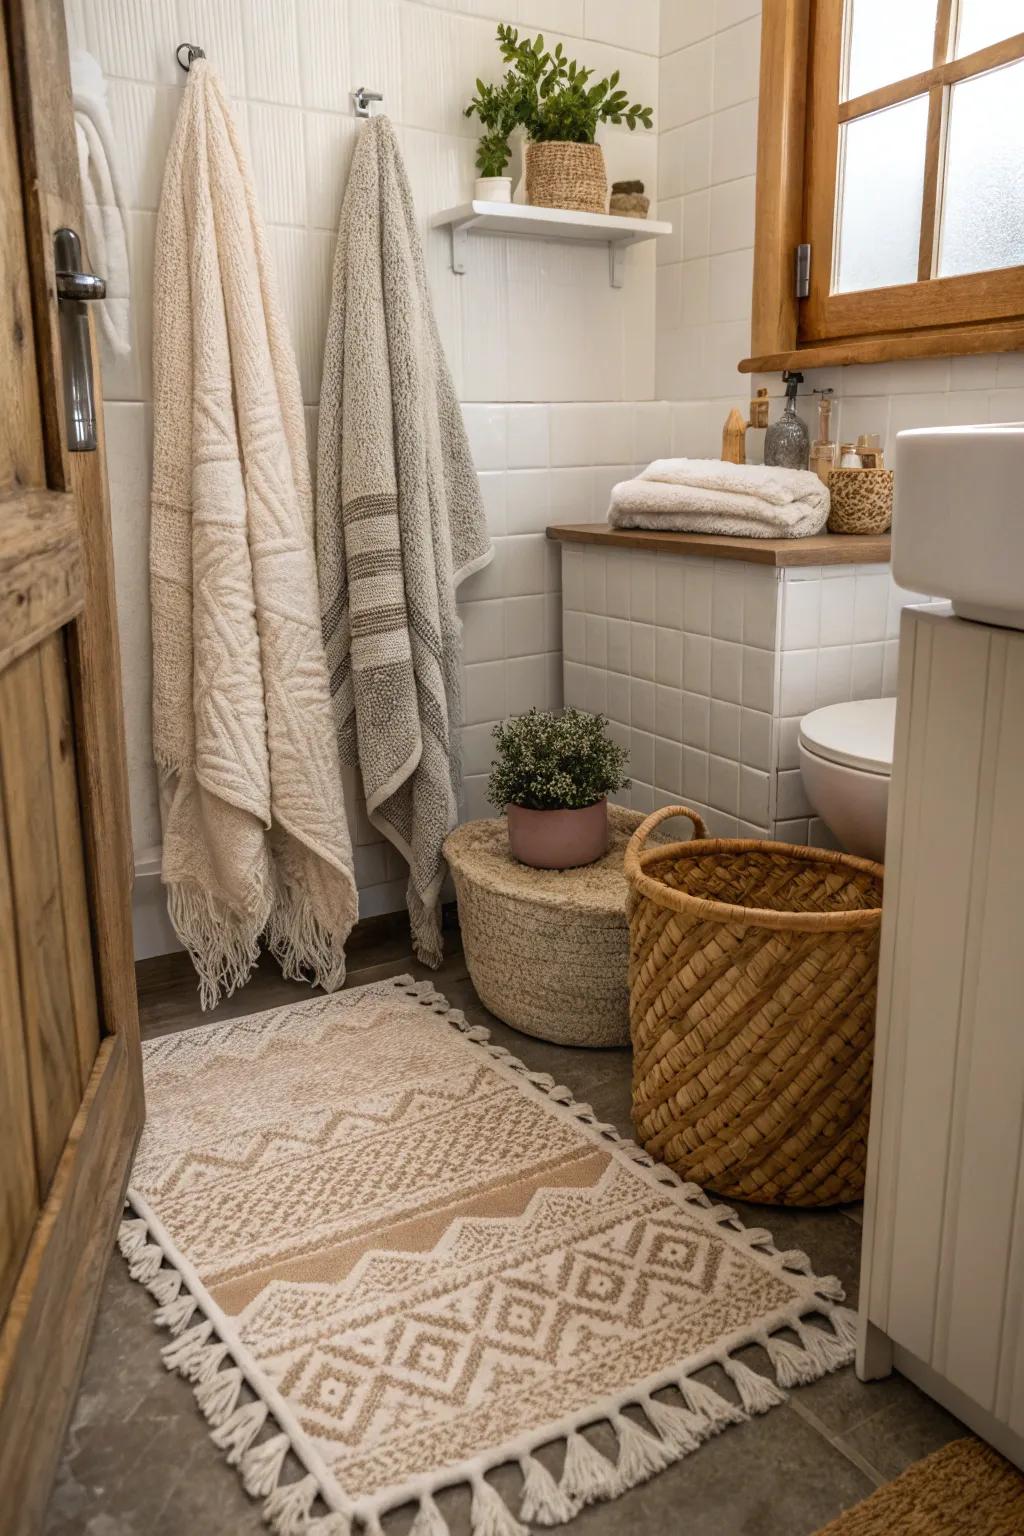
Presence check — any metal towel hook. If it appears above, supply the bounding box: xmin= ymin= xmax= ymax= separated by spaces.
xmin=352 ymin=86 xmax=383 ymax=118
xmin=176 ymin=42 xmax=206 ymax=72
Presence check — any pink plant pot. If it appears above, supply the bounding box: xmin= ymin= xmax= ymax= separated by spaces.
xmin=506 ymin=799 xmax=609 ymax=870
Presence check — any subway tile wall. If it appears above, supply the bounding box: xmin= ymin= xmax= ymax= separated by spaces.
xmin=656 ymin=0 xmax=1024 ymax=451
xmin=562 ymin=545 xmax=944 ymax=842
xmin=65 ymin=0 xmax=666 ymax=932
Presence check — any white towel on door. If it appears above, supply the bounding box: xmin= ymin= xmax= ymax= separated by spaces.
xmin=70 ymin=50 xmax=131 ymax=357
xmin=609 ymin=458 xmax=830 ymax=538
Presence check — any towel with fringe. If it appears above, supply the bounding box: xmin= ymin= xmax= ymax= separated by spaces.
xmin=609 ymin=458 xmax=830 ymax=538
xmin=150 ymin=60 xmax=358 ymax=1008
xmin=316 ymin=116 xmax=492 ymax=968
xmin=70 ymin=50 xmax=131 ymax=357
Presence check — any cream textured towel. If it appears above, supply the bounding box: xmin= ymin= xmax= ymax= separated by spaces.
xmin=70 ymin=50 xmax=131 ymax=357
xmin=317 ymin=116 xmax=492 ymax=968
xmin=150 ymin=61 xmax=358 ymax=1009
xmin=609 ymin=458 xmax=830 ymax=538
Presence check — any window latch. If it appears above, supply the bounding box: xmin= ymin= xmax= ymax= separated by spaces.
xmin=795 ymin=243 xmax=811 ymax=300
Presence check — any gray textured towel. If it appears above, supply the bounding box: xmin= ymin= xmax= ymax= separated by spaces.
xmin=316 ymin=116 xmax=492 ymax=966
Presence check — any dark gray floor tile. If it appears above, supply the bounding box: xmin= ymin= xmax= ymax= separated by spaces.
xmin=833 ymin=1377 xmax=965 ymax=1481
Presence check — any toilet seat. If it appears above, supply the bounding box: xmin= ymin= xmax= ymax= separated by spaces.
xmin=799 ymin=697 xmax=896 ymax=777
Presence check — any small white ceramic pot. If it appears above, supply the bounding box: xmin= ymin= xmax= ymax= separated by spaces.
xmin=474 ymin=176 xmax=512 ymax=203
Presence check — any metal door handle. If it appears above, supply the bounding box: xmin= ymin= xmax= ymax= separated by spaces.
xmin=56 ymin=269 xmax=106 ymax=302
xmin=53 ymin=227 xmax=103 ymax=453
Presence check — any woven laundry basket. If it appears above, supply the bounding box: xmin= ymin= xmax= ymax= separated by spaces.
xmin=624 ymin=805 xmax=883 ymax=1206
xmin=444 ymin=805 xmax=659 ymax=1047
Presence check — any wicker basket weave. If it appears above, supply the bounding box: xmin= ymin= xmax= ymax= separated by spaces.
xmin=525 ymin=140 xmax=608 ymax=213
xmin=624 ymin=805 xmax=883 ymax=1206
xmin=445 ymin=806 xmax=661 ymax=1047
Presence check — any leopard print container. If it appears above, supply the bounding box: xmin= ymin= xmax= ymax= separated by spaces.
xmin=827 ymin=468 xmax=894 ymax=534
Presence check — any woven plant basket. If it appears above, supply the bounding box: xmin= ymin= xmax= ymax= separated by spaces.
xmin=827 ymin=468 xmax=894 ymax=534
xmin=525 ymin=140 xmax=608 ymax=213
xmin=445 ymin=806 xmax=660 ymax=1047
xmin=624 ymin=805 xmax=884 ymax=1206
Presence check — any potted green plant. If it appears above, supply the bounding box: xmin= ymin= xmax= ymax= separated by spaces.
xmin=487 ymin=707 xmax=630 ymax=869
xmin=477 ymin=24 xmax=654 ymax=215
xmin=464 ymin=76 xmax=517 ymax=202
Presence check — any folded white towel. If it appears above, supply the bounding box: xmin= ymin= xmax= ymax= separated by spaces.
xmin=609 ymin=457 xmax=830 ymax=539
xmin=70 ymin=50 xmax=131 ymax=357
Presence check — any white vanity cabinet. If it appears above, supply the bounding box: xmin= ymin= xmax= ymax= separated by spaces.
xmin=858 ymin=606 xmax=1024 ymax=1465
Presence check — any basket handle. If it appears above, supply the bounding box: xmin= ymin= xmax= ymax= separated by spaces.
xmin=623 ymin=804 xmax=709 ymax=882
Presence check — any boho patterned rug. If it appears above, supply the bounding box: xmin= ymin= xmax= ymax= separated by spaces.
xmin=120 ymin=976 xmax=857 ymax=1535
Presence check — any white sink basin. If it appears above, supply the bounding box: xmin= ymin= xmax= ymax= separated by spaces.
xmin=893 ymin=423 xmax=1024 ymax=631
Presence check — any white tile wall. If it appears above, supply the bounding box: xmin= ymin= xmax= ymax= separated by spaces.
xmin=563 ymin=544 xmax=780 ymax=836
xmin=68 ymin=0 xmax=668 ymax=937
xmin=562 ymin=543 xmax=944 ymax=843
xmin=655 ymin=0 xmax=1023 ymax=451
xmin=772 ymin=567 xmax=945 ymax=840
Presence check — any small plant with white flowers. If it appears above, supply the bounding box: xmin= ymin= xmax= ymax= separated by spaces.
xmin=487 ymin=707 xmax=630 ymax=812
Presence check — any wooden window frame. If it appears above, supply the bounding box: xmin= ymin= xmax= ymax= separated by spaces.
xmin=741 ymin=0 xmax=1024 ymax=374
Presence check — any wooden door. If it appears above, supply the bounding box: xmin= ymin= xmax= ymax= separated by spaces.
xmin=0 ymin=1 xmax=143 ymax=1528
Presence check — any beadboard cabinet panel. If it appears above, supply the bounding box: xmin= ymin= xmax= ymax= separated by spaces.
xmin=860 ymin=607 xmax=1024 ymax=1462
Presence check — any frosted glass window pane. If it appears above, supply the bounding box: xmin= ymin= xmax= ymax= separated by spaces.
xmin=845 ymin=0 xmax=936 ymax=99
xmin=956 ymin=0 xmax=1021 ymax=56
xmin=834 ymin=96 xmax=928 ymax=293
xmin=938 ymin=60 xmax=1024 ymax=277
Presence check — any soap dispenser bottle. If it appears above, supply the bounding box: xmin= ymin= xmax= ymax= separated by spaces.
xmin=764 ymin=371 xmax=809 ymax=471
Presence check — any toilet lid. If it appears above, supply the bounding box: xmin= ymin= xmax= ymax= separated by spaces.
xmin=799 ymin=697 xmax=896 ymax=775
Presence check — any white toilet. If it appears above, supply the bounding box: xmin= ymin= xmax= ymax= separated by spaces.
xmin=798 ymin=697 xmax=896 ymax=864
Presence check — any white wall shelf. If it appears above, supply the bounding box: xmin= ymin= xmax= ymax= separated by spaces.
xmin=431 ymin=200 xmax=673 ymax=289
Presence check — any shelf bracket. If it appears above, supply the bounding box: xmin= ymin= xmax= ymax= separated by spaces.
xmin=609 ymin=240 xmax=627 ymax=289
xmin=449 ymin=220 xmax=470 ymax=277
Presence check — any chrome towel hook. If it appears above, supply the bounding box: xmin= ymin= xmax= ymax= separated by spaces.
xmin=176 ymin=42 xmax=206 ymax=72
xmin=352 ymin=86 xmax=383 ymax=118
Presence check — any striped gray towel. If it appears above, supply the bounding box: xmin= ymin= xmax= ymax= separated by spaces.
xmin=315 ymin=115 xmax=492 ymax=966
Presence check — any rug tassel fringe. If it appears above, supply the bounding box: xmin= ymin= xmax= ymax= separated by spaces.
xmin=129 ymin=1243 xmax=165 ymax=1285
xmin=762 ymin=1333 xmax=824 ymax=1388
xmin=723 ymin=1357 xmax=788 ymax=1415
xmin=410 ymin=1492 xmax=450 ymax=1535
xmin=611 ymin=1412 xmax=676 ymax=1491
xmin=519 ymin=1454 xmax=577 ymax=1526
xmin=240 ymin=1430 xmax=290 ymax=1498
xmin=195 ymin=1366 xmax=243 ymax=1426
xmin=830 ymin=1306 xmax=859 ymax=1350
xmin=154 ymin=1293 xmax=197 ymax=1336
xmin=211 ymin=1400 xmax=268 ymax=1465
xmin=305 ymin=1515 xmax=352 ymax=1536
xmin=160 ymin=1318 xmax=213 ymax=1373
xmin=263 ymin=1471 xmax=319 ymax=1535
xmin=797 ymin=1319 xmax=854 ymax=1373
xmin=642 ymin=1395 xmax=702 ymax=1456
xmin=187 ymin=1340 xmax=231 ymax=1385
xmin=679 ymin=1374 xmax=747 ymax=1433
xmin=146 ymin=1268 xmax=182 ymax=1307
xmin=118 ymin=1218 xmax=149 ymax=1260
xmin=470 ymin=1476 xmax=528 ymax=1536
xmin=559 ymin=1430 xmax=619 ymax=1510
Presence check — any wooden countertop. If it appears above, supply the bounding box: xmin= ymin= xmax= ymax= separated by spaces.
xmin=546 ymin=523 xmax=892 ymax=568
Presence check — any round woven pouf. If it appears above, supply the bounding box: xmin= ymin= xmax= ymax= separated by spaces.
xmin=444 ymin=805 xmax=651 ymax=1047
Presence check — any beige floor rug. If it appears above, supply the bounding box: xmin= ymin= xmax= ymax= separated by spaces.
xmin=120 ymin=976 xmax=857 ymax=1535
xmin=814 ymin=1437 xmax=1024 ymax=1533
